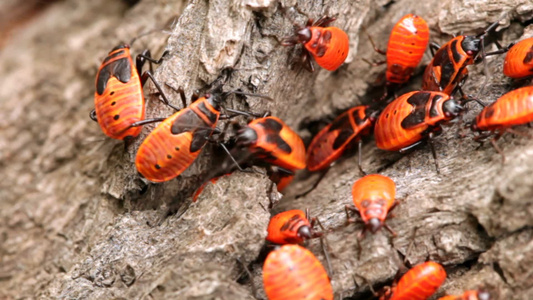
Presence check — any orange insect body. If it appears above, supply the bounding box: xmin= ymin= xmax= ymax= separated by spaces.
xmin=94 ymin=45 xmax=145 ymax=140
xmin=384 ymin=261 xmax=446 ymax=300
xmin=263 ymin=244 xmax=333 ymax=300
xmin=304 ymin=26 xmax=350 ymax=71
xmin=135 ymin=95 xmax=220 ymax=182
xmin=283 ymin=16 xmax=349 ymax=71
xmin=238 ymin=116 xmax=306 ymax=171
xmin=386 ymin=14 xmax=430 ymax=84
xmin=503 ymin=37 xmax=533 ymax=78
xmin=352 ymin=174 xmax=395 ymax=233
xmin=266 ymin=210 xmax=312 ymax=244
xmin=374 ymin=91 xmax=462 ymax=151
xmin=473 ymin=86 xmax=533 ymax=132
xmin=438 ymin=290 xmax=491 ymax=300
xmin=306 ymin=106 xmax=374 ymax=172
xmin=422 ymin=36 xmax=477 ymax=95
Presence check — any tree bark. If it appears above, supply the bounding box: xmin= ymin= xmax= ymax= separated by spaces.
xmin=0 ymin=0 xmax=532 ymax=299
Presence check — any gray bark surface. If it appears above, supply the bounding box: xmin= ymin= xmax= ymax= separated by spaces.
xmin=0 ymin=0 xmax=532 ymax=299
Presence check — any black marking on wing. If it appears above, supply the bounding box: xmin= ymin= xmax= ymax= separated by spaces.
xmin=190 ymin=128 xmax=211 ymax=153
xmin=352 ymin=107 xmax=368 ymax=126
xmin=266 ymin=134 xmax=292 ymax=154
xmin=401 ymin=92 xmax=431 ymax=129
xmin=524 ymin=45 xmax=533 ymax=64
xmin=171 ymin=109 xmax=204 ymax=134
xmin=329 ymin=113 xmax=351 ymax=131
xmin=451 ymin=39 xmax=463 ymax=64
xmin=439 ymin=52 xmax=456 ymax=90
xmin=260 ymin=118 xmax=283 ymax=132
xmin=196 ymin=101 xmax=218 ymax=124
xmin=112 ymin=58 xmax=132 ymax=84
xmin=102 ymin=49 xmax=125 ymax=64
xmin=332 ymin=127 xmax=355 ymax=150
xmin=96 ymin=56 xmax=131 ymax=95
xmin=429 ymin=95 xmax=443 ymax=118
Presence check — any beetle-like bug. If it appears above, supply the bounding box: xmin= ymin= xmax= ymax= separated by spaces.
xmin=471 ymin=86 xmax=533 ymax=162
xmin=195 ymin=116 xmax=303 ymax=195
xmin=263 ymin=244 xmax=333 ymax=300
xmin=93 ymin=44 xmax=175 ymax=140
xmin=374 ymin=91 xmax=464 ymax=171
xmin=232 ymin=116 xmax=305 ymax=192
xmin=236 ymin=116 xmax=306 ymax=171
xmin=422 ymin=14 xmax=508 ymax=96
xmin=282 ymin=16 xmax=349 ymax=72
xmin=367 ymin=14 xmax=430 ymax=86
xmin=380 ymin=261 xmax=447 ymax=300
xmin=135 ymin=88 xmax=270 ymax=182
xmin=266 ymin=209 xmax=322 ymax=245
xmin=385 ymin=14 xmax=430 ymax=85
xmin=296 ymin=105 xmax=376 ymax=198
xmin=306 ymin=105 xmax=375 ymax=173
xmin=346 ymin=174 xmax=398 ymax=237
xmin=135 ymin=93 xmax=222 ymax=182
xmin=503 ymin=37 xmax=533 ymax=79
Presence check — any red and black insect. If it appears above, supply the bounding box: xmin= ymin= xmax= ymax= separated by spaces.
xmin=345 ymin=174 xmax=398 ymax=237
xmin=295 ymin=105 xmax=377 ymax=198
xmin=282 ymin=16 xmax=349 ymax=72
xmin=380 ymin=261 xmax=447 ymax=300
xmin=236 ymin=116 xmax=306 ymax=171
xmin=374 ymin=91 xmax=464 ymax=171
xmin=367 ymin=14 xmax=430 ymax=86
xmin=194 ymin=116 xmax=302 ymax=194
xmin=266 ymin=209 xmax=322 ymax=244
xmin=385 ymin=14 xmax=430 ymax=85
xmin=422 ymin=35 xmax=476 ymax=95
xmin=471 ymin=86 xmax=533 ymax=162
xmin=438 ymin=289 xmax=491 ymax=300
xmin=422 ymin=15 xmax=508 ymax=96
xmin=503 ymin=36 xmax=533 ymax=79
xmin=306 ymin=105 xmax=376 ymax=173
xmin=135 ymin=88 xmax=269 ymax=182
xmin=92 ymin=44 xmax=175 ymax=140
xmin=135 ymin=92 xmax=221 ymax=182
xmin=223 ymin=116 xmax=305 ymax=192
xmin=263 ymin=244 xmax=333 ymax=300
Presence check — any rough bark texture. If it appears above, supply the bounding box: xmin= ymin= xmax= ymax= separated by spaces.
xmin=1 ymin=0 xmax=533 ymax=299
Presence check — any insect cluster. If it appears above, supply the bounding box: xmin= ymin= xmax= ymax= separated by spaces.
xmin=90 ymin=6 xmax=533 ymax=300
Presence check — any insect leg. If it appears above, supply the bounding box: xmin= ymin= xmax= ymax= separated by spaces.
xmin=128 ymin=117 xmax=167 ymax=128
xmin=141 ymin=71 xmax=181 ymax=111
xmin=429 ymin=42 xmax=441 ymax=56
xmin=89 ymin=109 xmax=97 ymax=122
